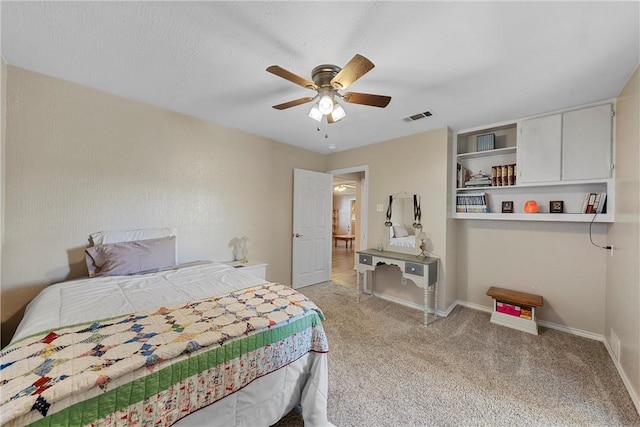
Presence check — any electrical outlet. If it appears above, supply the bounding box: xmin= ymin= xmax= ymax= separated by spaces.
xmin=376 ymin=204 xmax=384 ymax=212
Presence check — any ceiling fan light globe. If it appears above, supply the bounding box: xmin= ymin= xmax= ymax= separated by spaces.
xmin=318 ymin=95 xmax=334 ymax=115
xmin=331 ymin=103 xmax=346 ymax=122
xmin=308 ymin=104 xmax=323 ymax=122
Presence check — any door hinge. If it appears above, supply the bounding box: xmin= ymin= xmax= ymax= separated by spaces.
xmin=610 ymin=110 xmax=615 ymax=117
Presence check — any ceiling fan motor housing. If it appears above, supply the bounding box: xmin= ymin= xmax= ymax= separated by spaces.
xmin=312 ymin=64 xmax=342 ymax=89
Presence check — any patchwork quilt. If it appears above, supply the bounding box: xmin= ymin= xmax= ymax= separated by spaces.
xmin=0 ymin=283 xmax=329 ymax=426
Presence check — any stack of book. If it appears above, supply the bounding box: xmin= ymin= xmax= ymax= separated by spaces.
xmin=581 ymin=192 xmax=607 ymax=214
xmin=465 ymin=171 xmax=491 ymax=188
xmin=456 ymin=192 xmax=489 ymax=213
xmin=496 ymin=302 xmax=532 ymax=320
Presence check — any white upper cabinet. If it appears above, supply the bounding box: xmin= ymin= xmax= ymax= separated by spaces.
xmin=517 ymin=103 xmax=613 ymax=184
xmin=562 ymin=104 xmax=613 ymax=181
xmin=517 ymin=114 xmax=562 ymax=183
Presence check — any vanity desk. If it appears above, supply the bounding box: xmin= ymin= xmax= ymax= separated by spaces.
xmin=356 ymin=248 xmax=439 ymax=325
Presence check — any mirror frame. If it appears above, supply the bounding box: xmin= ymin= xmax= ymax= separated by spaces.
xmin=384 ymin=191 xmax=422 ymax=255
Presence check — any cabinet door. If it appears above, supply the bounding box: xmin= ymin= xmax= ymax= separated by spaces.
xmin=562 ymin=104 xmax=612 ymax=180
xmin=517 ymin=114 xmax=562 ymax=183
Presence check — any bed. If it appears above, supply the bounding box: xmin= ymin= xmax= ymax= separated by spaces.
xmin=0 ymin=229 xmax=331 ymax=427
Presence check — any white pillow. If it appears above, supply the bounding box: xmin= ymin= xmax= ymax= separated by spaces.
xmin=393 ymin=226 xmax=409 ymax=238
xmin=89 ymin=227 xmax=176 ymax=246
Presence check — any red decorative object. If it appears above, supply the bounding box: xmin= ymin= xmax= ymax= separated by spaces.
xmin=524 ymin=200 xmax=538 ymax=213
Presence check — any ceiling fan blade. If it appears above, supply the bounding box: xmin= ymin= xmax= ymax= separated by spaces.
xmin=272 ymin=97 xmax=315 ymax=110
xmin=266 ymin=65 xmax=317 ymax=90
xmin=343 ymin=92 xmax=391 ymax=108
xmin=330 ymin=54 xmax=375 ymax=90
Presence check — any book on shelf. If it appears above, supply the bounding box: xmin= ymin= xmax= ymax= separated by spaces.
xmin=520 ymin=307 xmax=532 ymax=320
xmin=456 ymin=192 xmax=489 ymax=213
xmin=496 ymin=302 xmax=521 ymax=317
xmin=490 ymin=164 xmax=516 ymax=187
xmin=457 ymin=163 xmax=471 ymax=188
xmin=597 ymin=193 xmax=607 ymax=213
xmin=582 ymin=192 xmax=607 ymax=214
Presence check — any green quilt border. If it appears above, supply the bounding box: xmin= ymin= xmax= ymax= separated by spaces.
xmin=28 ymin=313 xmax=323 ymax=427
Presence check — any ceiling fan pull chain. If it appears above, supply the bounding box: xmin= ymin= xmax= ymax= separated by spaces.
xmin=324 ymin=115 xmax=329 ymax=139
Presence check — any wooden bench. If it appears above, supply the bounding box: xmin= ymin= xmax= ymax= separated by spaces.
xmin=486 ymin=286 xmax=543 ymax=335
xmin=333 ymin=234 xmax=355 ymax=248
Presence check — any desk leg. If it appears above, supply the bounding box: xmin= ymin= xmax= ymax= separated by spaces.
xmin=356 ymin=270 xmax=361 ymax=303
xmin=424 ymin=281 xmax=438 ymax=326
xmin=424 ymin=285 xmax=429 ymax=326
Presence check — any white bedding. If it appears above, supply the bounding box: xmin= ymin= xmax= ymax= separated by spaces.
xmin=12 ymin=261 xmax=267 ymax=343
xmin=9 ymin=261 xmax=332 ymax=426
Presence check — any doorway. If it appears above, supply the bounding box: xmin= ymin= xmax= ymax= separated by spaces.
xmin=328 ymin=166 xmax=368 ymax=288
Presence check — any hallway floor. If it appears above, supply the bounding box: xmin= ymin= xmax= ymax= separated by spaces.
xmin=331 ymin=243 xmax=356 ymax=288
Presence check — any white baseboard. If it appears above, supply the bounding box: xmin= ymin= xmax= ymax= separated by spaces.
xmin=603 ymin=337 xmax=640 ymax=415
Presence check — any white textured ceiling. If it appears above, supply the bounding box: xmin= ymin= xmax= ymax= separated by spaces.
xmin=1 ymin=1 xmax=638 ymax=154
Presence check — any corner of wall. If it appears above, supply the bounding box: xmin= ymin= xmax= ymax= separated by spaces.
xmin=606 ymin=63 xmax=640 ymax=414
xmin=1 ymin=56 xmax=7 ymax=288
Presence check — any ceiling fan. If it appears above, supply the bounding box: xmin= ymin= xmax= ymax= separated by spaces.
xmin=266 ymin=54 xmax=391 ymax=124
xmin=334 ymin=183 xmax=356 ymax=192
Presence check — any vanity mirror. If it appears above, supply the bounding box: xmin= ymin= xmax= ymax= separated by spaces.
xmin=385 ymin=192 xmax=422 ymax=252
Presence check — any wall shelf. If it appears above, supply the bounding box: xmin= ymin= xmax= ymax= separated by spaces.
xmin=453 ymin=102 xmax=615 ymax=223
xmin=453 ymin=212 xmax=613 ymax=223
xmin=457 ymin=146 xmax=516 ymax=160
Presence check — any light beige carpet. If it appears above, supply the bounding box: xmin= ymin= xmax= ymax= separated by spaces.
xmin=274 ymin=281 xmax=640 ymax=426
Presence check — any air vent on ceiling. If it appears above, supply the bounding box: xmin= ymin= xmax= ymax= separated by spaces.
xmin=403 ymin=110 xmax=433 ymax=122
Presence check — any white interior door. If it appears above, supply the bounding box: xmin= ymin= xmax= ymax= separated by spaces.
xmin=292 ymin=168 xmax=332 ymax=289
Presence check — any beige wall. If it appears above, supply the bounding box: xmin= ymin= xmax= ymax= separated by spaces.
xmin=1 ymin=57 xmax=6 ymax=305
xmin=1 ymin=65 xmax=325 ymax=346
xmin=607 ymin=65 xmax=640 ymax=405
xmin=327 ymin=128 xmax=453 ymax=311
xmin=456 ymin=220 xmax=608 ymax=334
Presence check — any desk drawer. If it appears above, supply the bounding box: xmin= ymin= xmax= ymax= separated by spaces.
xmin=405 ymin=262 xmax=424 ymax=277
xmin=358 ymin=254 xmax=373 ymax=266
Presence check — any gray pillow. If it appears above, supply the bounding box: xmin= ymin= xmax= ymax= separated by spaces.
xmin=85 ymin=236 xmax=177 ymax=277
xmin=393 ymin=226 xmax=409 ymax=238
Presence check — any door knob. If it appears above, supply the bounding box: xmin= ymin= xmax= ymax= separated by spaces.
xmin=294 ymin=233 xmax=303 ymax=238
